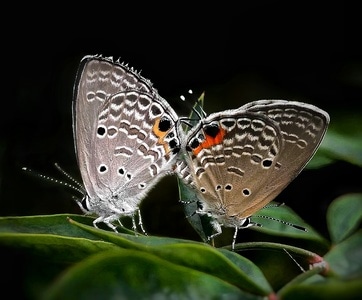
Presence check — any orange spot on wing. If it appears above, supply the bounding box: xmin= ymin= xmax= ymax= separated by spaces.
xmin=193 ymin=127 xmax=226 ymax=156
xmin=153 ymin=118 xmax=171 ymax=154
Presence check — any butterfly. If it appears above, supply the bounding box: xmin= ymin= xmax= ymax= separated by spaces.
xmin=72 ymin=55 xmax=183 ymax=232
xmin=176 ymin=99 xmax=330 ymax=249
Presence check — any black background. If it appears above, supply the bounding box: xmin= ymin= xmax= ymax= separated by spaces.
xmin=2 ymin=2 xmax=361 ymax=245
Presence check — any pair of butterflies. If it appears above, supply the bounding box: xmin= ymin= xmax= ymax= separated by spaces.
xmin=72 ymin=55 xmax=329 ymax=248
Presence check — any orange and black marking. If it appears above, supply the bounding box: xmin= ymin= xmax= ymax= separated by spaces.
xmin=188 ymin=124 xmax=226 ymax=156
xmin=153 ymin=117 xmax=180 ymax=156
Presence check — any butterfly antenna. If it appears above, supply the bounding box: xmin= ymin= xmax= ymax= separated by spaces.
xmin=252 ymin=214 xmax=307 ymax=231
xmin=54 ymin=162 xmax=83 ymax=190
xmin=179 ymin=89 xmax=194 ymax=102
xmin=22 ymin=164 xmax=85 ymax=196
xmin=283 ymin=248 xmax=306 ymax=272
xmin=263 ymin=202 xmax=285 ymax=209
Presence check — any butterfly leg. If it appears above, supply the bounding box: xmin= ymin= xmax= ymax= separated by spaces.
xmin=137 ymin=209 xmax=147 ymax=236
xmin=231 ymin=226 xmax=239 ymax=251
xmin=92 ymin=217 xmax=102 ymax=229
xmin=207 ymin=220 xmax=222 ymax=246
xmin=131 ymin=215 xmax=138 ymax=234
xmin=117 ymin=219 xmax=125 ymax=227
xmin=96 ymin=216 xmax=119 ymax=232
xmin=104 ymin=221 xmax=119 ymax=232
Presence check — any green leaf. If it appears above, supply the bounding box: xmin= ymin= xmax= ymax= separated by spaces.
xmin=306 ymin=150 xmax=335 ymax=169
xmin=319 ymin=112 xmax=362 ymax=167
xmin=0 ymin=233 xmax=119 ymax=263
xmin=156 ymin=243 xmax=273 ymax=296
xmin=327 ymin=193 xmax=362 ymax=244
xmin=218 ymin=248 xmax=273 ymax=291
xmin=279 ymin=277 xmax=362 ymax=300
xmin=0 ymin=214 xmax=119 ymax=238
xmin=44 ymin=249 xmax=258 ymax=300
xmin=277 ymin=230 xmax=362 ymax=299
xmin=68 ymin=218 xmax=272 ymax=296
xmin=0 ymin=214 xmax=199 ymax=258
xmin=0 ymin=214 xmax=272 ymax=297
xmin=324 ymin=230 xmax=362 ymax=279
xmin=321 ymin=131 xmax=362 ymax=167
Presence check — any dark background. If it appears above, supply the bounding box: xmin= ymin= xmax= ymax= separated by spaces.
xmin=1 ymin=2 xmax=361 ymax=245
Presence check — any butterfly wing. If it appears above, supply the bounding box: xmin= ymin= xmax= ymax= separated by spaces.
xmin=182 ymin=109 xmax=283 ymax=219
xmin=73 ymin=55 xmax=182 ymax=210
xmin=234 ymin=99 xmax=330 ymax=216
xmin=181 ymin=100 xmax=329 ymax=222
xmin=93 ymin=90 xmax=182 ymax=207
